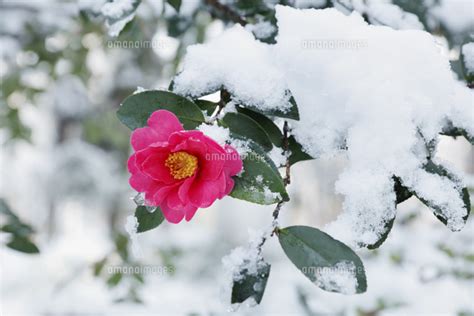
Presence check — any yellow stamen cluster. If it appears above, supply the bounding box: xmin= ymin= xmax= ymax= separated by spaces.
xmin=165 ymin=151 xmax=198 ymax=180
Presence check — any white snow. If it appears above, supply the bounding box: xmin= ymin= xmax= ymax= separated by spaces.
xmin=245 ymin=21 xmax=276 ymax=40
xmin=462 ymin=42 xmax=474 ymax=75
xmin=347 ymin=0 xmax=424 ymax=30
xmin=172 ymin=25 xmax=293 ymax=113
xmin=431 ymin=0 xmax=474 ymax=33
xmin=273 ymin=6 xmax=473 ymax=247
xmin=314 ymin=261 xmax=358 ymax=295
xmin=125 ymin=215 xmax=141 ymax=258
xmin=198 ymin=123 xmax=230 ymax=147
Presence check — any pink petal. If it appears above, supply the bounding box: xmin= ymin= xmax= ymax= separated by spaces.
xmin=148 ymin=110 xmax=183 ymax=137
xmin=130 ymin=127 xmax=160 ymax=151
xmin=185 ymin=205 xmax=199 ymax=221
xmin=141 ymin=152 xmax=175 ymax=184
xmin=188 ymin=176 xmax=225 ymax=208
xmin=178 ymin=175 xmax=196 ymax=204
xmin=223 ymin=145 xmax=243 ymax=176
xmin=160 ymin=202 xmax=185 ymax=223
xmin=150 ymin=183 xmax=179 ymax=206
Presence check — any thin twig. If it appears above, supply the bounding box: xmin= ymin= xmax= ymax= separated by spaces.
xmin=257 ymin=120 xmax=292 ymax=251
xmin=204 ymin=0 xmax=247 ymax=26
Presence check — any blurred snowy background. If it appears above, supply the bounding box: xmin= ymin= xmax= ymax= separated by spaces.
xmin=0 ymin=0 xmax=473 ymax=315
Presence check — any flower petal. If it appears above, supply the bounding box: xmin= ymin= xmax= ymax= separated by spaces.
xmin=142 ymin=152 xmax=176 ymax=184
xmin=223 ymin=145 xmax=243 ymax=176
xmin=148 ymin=110 xmax=183 ymax=137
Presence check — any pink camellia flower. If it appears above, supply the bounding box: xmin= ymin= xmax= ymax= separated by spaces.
xmin=127 ymin=110 xmax=243 ymax=223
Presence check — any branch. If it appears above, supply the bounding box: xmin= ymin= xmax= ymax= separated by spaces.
xmin=204 ymin=0 xmax=247 ymax=26
xmin=257 ymin=121 xmax=292 ymax=250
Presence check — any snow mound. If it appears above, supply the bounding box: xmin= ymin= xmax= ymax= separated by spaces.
xmin=172 ymin=25 xmax=292 ymax=113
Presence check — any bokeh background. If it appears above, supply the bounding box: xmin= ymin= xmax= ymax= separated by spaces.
xmin=1 ymin=0 xmax=473 ymax=315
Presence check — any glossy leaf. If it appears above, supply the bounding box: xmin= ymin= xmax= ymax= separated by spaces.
xmin=278 ymin=225 xmax=367 ymax=294
xmin=231 ymin=262 xmax=270 ymax=305
xmin=230 ymin=139 xmax=288 ymax=204
xmin=135 ymin=206 xmax=165 ymax=233
xmin=221 ymin=112 xmax=273 ymax=151
xmin=117 ymin=90 xmax=205 ymax=130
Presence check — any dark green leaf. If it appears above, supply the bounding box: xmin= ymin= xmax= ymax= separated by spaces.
xmin=117 ymin=90 xmax=205 ymax=130
xmin=167 ymin=0 xmax=182 ymax=12
xmin=278 ymin=225 xmax=367 ymax=294
xmin=230 ymin=138 xmax=288 ymax=204
xmin=236 ymin=106 xmax=283 ymax=147
xmin=135 ymin=206 xmax=165 ymax=233
xmin=288 ymin=136 xmax=313 ymax=165
xmin=231 ymin=262 xmax=270 ymax=305
xmin=220 ymin=112 xmax=273 ymax=151
xmin=6 ymin=236 xmax=39 ymax=254
xmin=195 ymin=99 xmax=218 ymax=117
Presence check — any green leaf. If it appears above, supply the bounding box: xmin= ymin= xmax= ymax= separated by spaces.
xmin=107 ymin=272 xmax=123 ymax=287
xmin=231 ymin=262 xmax=270 ymax=305
xmin=117 ymin=90 xmax=205 ymax=130
xmin=415 ymin=160 xmax=470 ymax=228
xmin=288 ymin=136 xmax=313 ymax=166
xmin=6 ymin=236 xmax=39 ymax=254
xmin=230 ymin=139 xmax=289 ymax=204
xmin=167 ymin=0 xmax=181 ymax=12
xmin=135 ymin=206 xmax=165 ymax=233
xmin=195 ymin=99 xmax=218 ymax=117
xmin=278 ymin=225 xmax=367 ymax=294
xmin=220 ymin=112 xmax=273 ymax=151
xmin=236 ymin=106 xmax=283 ymax=147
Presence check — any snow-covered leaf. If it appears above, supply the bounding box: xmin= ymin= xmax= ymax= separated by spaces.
xmin=171 ymin=25 xmax=299 ymax=119
xmin=117 ymin=90 xmax=205 ymax=130
xmin=231 ymin=261 xmax=270 ymax=305
xmin=230 ymin=139 xmax=289 ymax=204
xmin=134 ymin=206 xmax=164 ymax=233
xmin=220 ymin=112 xmax=273 ymax=151
xmin=278 ymin=225 xmax=367 ymax=294
xmin=101 ymin=0 xmax=141 ymax=37
xmin=412 ymin=160 xmax=470 ymax=230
